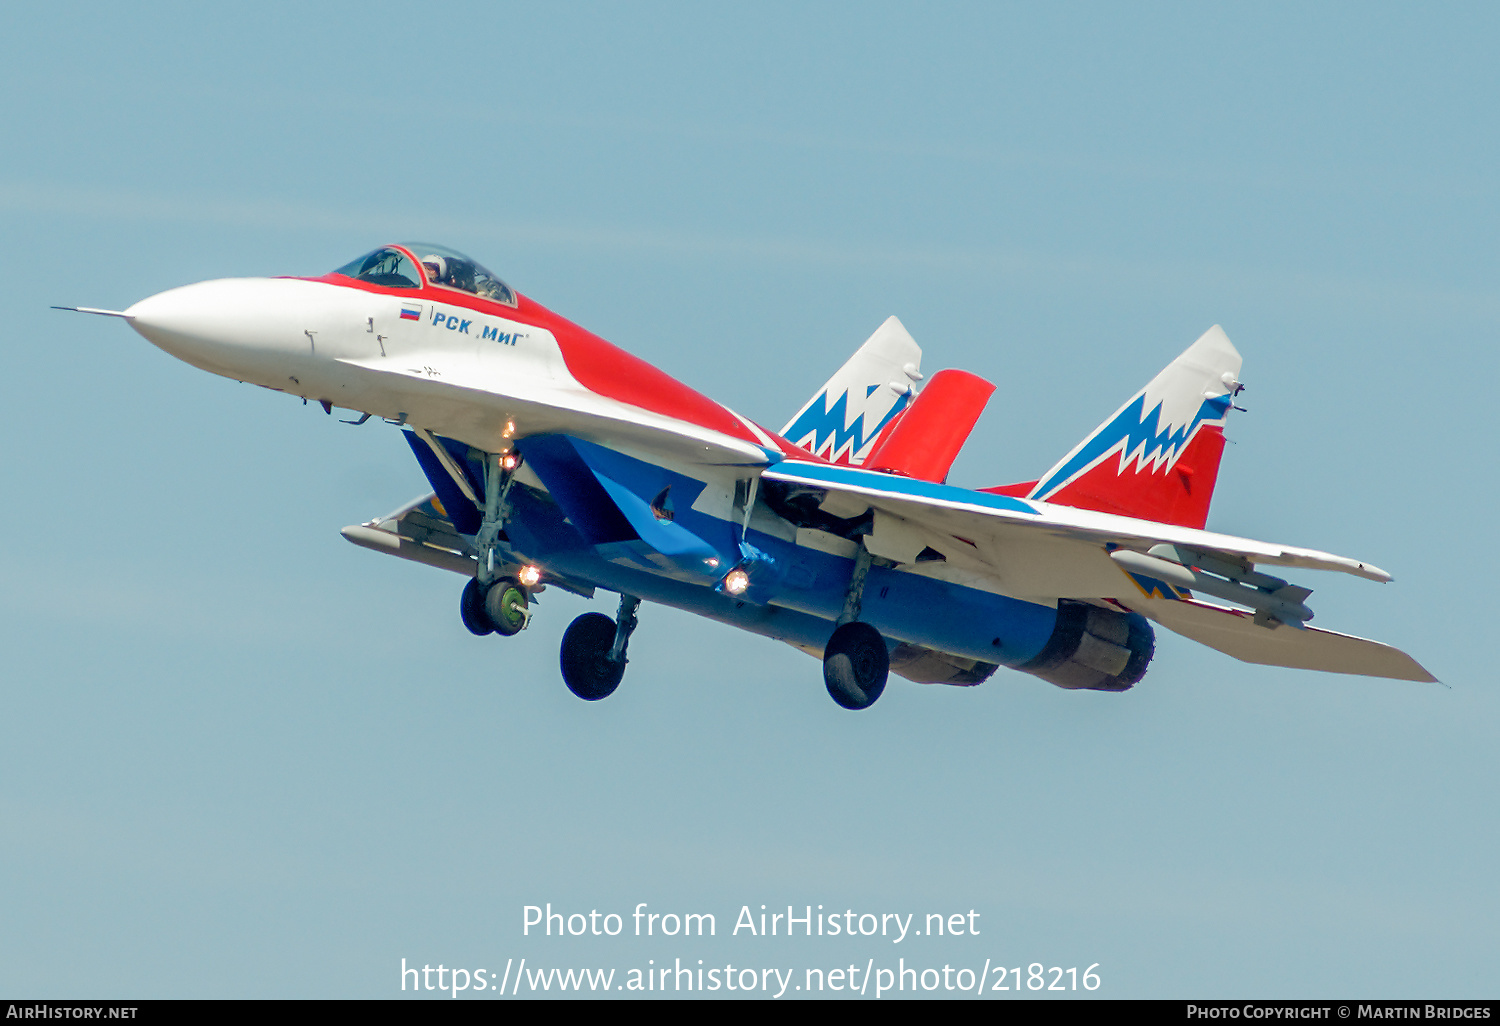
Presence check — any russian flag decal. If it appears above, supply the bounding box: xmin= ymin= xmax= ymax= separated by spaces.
xmin=400 ymin=303 xmax=422 ymax=321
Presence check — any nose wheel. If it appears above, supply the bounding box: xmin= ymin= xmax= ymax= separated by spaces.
xmin=459 ymin=577 xmax=530 ymax=637
xmin=823 ymin=622 xmax=889 ymax=710
xmin=559 ymin=594 xmax=639 ymax=702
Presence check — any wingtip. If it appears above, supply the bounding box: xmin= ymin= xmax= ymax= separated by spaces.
xmin=1405 ymin=661 xmax=1440 ymax=684
xmin=1351 ymin=560 xmax=1393 ymax=583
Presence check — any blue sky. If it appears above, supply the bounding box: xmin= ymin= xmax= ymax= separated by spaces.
xmin=2 ymin=2 xmax=1496 ymax=998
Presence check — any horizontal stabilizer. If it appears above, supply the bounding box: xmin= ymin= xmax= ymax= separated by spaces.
xmin=1122 ymin=595 xmax=1436 ymax=682
xmin=864 ymin=369 xmax=995 ymax=483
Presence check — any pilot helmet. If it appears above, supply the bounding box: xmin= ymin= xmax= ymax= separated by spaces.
xmin=420 ymin=254 xmax=447 ymax=284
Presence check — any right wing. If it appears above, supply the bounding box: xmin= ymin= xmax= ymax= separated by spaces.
xmin=340 ymin=493 xmax=476 ymax=576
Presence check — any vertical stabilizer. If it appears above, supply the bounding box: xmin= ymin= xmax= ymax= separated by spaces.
xmin=1027 ymin=326 xmax=1243 ymax=529
xmin=781 ymin=316 xmax=924 ymax=465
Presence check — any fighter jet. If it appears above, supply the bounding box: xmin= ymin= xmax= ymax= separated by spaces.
xmin=57 ymin=242 xmax=1434 ymax=709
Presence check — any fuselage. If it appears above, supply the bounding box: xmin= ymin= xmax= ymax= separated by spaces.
xmin=120 ymin=244 xmax=1141 ymax=688
xmin=95 ymin=243 xmax=1434 ymax=695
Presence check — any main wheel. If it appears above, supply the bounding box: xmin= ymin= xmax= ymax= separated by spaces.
xmin=460 ymin=578 xmax=493 ymax=636
xmin=823 ymin=621 xmax=889 ymax=710
xmin=484 ymin=578 xmax=529 ymax=636
xmin=560 ymin=612 xmax=625 ymax=701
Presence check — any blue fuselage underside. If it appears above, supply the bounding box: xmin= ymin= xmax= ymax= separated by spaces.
xmin=498 ymin=486 xmax=1059 ymax=667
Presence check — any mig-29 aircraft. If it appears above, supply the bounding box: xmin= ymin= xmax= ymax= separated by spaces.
xmin=58 ymin=243 xmax=1434 ymax=709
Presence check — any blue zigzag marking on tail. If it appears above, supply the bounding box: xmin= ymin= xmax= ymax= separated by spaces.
xmin=1033 ymin=393 xmax=1231 ymax=500
xmin=782 ymin=389 xmax=910 ymax=461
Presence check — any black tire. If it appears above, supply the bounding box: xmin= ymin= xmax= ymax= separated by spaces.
xmin=823 ymin=621 xmax=889 ymax=710
xmin=460 ymin=578 xmax=493 ymax=636
xmin=560 ymin=612 xmax=625 ymax=701
xmin=484 ymin=578 xmax=529 ymax=636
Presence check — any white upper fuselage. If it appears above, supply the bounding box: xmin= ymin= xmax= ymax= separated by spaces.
xmin=125 ymin=274 xmax=776 ymax=469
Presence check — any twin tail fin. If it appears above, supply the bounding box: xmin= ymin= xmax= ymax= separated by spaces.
xmin=1022 ymin=325 xmax=1243 ymax=529
xmin=780 ymin=316 xmax=924 ymax=465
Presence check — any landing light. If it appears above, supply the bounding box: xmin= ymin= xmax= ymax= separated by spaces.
xmin=723 ymin=569 xmax=750 ymax=596
xmin=501 ymin=451 xmax=522 ymax=471
xmin=518 ymin=565 xmax=542 ymax=587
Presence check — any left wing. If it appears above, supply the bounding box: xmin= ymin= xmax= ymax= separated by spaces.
xmin=761 ymin=459 xmax=1433 ymax=681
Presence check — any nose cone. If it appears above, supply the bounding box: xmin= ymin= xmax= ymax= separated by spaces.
xmin=126 ymin=273 xmax=363 ymax=393
xmin=129 ymin=279 xmax=295 ymax=378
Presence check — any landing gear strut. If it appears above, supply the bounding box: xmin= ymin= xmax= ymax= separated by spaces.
xmin=560 ymin=594 xmax=639 ymax=702
xmin=823 ymin=545 xmax=889 ymax=710
xmin=458 ymin=447 xmax=534 ymax=637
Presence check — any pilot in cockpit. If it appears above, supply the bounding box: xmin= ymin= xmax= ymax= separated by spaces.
xmin=419 ymin=254 xmax=445 ymax=284
xmin=411 ymin=245 xmax=517 ymax=305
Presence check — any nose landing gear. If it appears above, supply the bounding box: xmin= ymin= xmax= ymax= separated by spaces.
xmin=457 ymin=446 xmax=536 ymax=638
xmin=460 ymin=578 xmax=492 ymax=635
xmin=460 ymin=576 xmax=531 ymax=636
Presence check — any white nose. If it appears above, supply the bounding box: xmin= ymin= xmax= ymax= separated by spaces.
xmin=125 ymin=276 xmax=343 ymax=387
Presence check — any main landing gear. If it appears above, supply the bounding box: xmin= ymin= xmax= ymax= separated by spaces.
xmin=824 ymin=621 xmax=889 ymax=710
xmin=560 ymin=594 xmax=640 ymax=702
xmin=823 ymin=545 xmax=890 ymax=710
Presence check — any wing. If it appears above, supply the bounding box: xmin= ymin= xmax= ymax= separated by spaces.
xmin=341 ymin=490 xmax=603 ymax=601
xmin=761 ymin=459 xmax=1434 ymax=682
xmin=340 ymin=493 xmax=477 ymax=575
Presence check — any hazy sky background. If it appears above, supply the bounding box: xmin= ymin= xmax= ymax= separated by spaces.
xmin=2 ymin=2 xmax=1496 ymax=998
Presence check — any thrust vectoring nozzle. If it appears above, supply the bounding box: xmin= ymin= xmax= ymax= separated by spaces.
xmin=1110 ymin=546 xmax=1315 ymax=628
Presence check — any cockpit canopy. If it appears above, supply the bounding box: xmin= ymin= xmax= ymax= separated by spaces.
xmin=332 ymin=243 xmax=516 ymax=306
